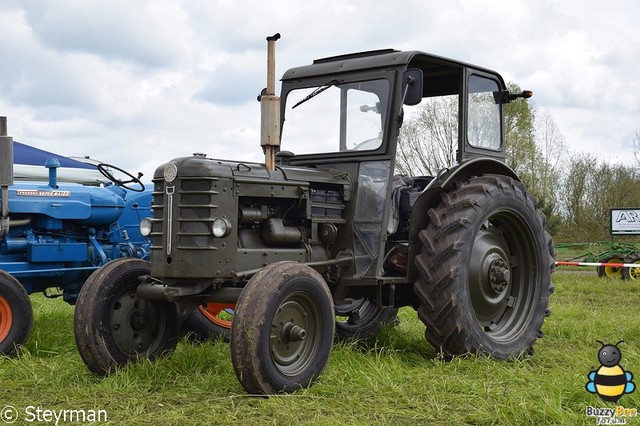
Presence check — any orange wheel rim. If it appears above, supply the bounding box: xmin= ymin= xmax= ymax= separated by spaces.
xmin=199 ymin=303 xmax=234 ymax=329
xmin=0 ymin=296 xmax=13 ymax=342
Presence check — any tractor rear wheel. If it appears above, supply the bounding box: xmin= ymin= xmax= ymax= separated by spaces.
xmin=335 ymin=298 xmax=398 ymax=342
xmin=230 ymin=262 xmax=334 ymax=394
xmin=414 ymin=175 xmax=555 ymax=358
xmin=0 ymin=271 xmax=33 ymax=356
xmin=73 ymin=258 xmax=179 ymax=375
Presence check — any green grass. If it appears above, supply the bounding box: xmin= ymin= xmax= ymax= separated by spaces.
xmin=2 ymin=271 xmax=640 ymax=425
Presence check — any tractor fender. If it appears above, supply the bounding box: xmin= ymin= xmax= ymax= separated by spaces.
xmin=406 ymin=158 xmax=521 ymax=283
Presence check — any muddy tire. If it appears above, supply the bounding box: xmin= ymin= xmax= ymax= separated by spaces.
xmin=230 ymin=262 xmax=335 ymax=394
xmin=0 ymin=271 xmax=33 ymax=356
xmin=414 ymin=175 xmax=555 ymax=358
xmin=335 ymin=298 xmax=398 ymax=342
xmin=182 ymin=303 xmax=234 ymax=342
xmin=74 ymin=258 xmax=179 ymax=375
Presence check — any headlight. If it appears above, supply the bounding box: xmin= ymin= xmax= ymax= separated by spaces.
xmin=163 ymin=163 xmax=178 ymax=183
xmin=140 ymin=217 xmax=152 ymax=237
xmin=212 ymin=217 xmax=231 ymax=238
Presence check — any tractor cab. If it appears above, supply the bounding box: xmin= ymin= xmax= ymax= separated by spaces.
xmin=277 ymin=50 xmax=526 ymax=282
xmin=279 ymin=49 xmax=519 ymax=164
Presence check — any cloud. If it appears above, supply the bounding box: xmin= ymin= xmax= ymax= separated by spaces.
xmin=0 ymin=0 xmax=638 ymax=180
xmin=20 ymin=0 xmax=193 ymax=68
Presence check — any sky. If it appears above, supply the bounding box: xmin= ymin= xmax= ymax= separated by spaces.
xmin=0 ymin=0 xmax=638 ymax=180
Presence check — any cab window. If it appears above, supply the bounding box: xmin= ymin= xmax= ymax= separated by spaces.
xmin=467 ymin=75 xmax=501 ymax=150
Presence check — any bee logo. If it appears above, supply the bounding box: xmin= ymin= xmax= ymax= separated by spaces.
xmin=586 ymin=340 xmax=635 ymax=403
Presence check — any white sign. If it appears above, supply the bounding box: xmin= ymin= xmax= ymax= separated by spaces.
xmin=611 ymin=209 xmax=640 ymax=235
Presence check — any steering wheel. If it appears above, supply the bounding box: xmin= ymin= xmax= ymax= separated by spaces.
xmin=97 ymin=163 xmax=145 ymax=192
xmin=352 ymin=137 xmax=382 ymax=151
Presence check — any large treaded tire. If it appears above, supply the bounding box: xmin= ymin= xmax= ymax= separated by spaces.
xmin=74 ymin=258 xmax=179 ymax=375
xmin=230 ymin=262 xmax=335 ymax=394
xmin=414 ymin=175 xmax=555 ymax=358
xmin=0 ymin=271 xmax=33 ymax=356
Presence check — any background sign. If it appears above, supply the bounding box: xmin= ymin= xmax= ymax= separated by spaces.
xmin=611 ymin=208 xmax=640 ymax=235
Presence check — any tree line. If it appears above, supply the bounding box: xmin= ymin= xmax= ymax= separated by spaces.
xmin=396 ymin=83 xmax=640 ymax=242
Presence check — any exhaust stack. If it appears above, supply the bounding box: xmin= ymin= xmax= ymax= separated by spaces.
xmin=261 ymin=33 xmax=281 ymax=171
xmin=0 ymin=116 xmax=13 ymax=237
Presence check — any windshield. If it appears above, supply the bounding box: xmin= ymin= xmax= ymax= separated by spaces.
xmin=281 ymin=79 xmax=390 ymax=155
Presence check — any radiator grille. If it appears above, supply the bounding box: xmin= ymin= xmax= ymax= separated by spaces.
xmin=150 ymin=177 xmax=221 ymax=251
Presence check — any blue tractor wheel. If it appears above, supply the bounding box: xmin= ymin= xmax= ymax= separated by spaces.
xmin=0 ymin=270 xmax=33 ymax=356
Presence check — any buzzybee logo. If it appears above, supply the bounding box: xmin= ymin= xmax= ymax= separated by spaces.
xmin=586 ymin=341 xmax=635 ymax=403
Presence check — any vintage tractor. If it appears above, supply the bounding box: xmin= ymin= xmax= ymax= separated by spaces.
xmin=73 ymin=35 xmax=555 ymax=394
xmin=0 ymin=117 xmax=156 ymax=355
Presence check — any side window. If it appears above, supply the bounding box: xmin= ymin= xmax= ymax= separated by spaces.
xmin=467 ymin=75 xmax=501 ymax=150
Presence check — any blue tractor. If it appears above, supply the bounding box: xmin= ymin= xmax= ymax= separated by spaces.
xmin=0 ymin=116 xmax=154 ymax=355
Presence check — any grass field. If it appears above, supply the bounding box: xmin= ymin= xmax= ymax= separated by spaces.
xmin=1 ymin=270 xmax=640 ymax=425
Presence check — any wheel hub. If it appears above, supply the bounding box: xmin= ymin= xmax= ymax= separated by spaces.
xmin=111 ymin=292 xmax=159 ymax=355
xmin=282 ymin=322 xmax=306 ymax=342
xmin=489 ymin=258 xmax=511 ymax=293
xmin=469 ymin=227 xmax=513 ymax=325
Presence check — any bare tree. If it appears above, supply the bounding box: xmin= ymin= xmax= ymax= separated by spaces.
xmin=396 ymin=96 xmax=458 ymax=176
xmin=533 ymin=108 xmax=566 ymax=219
xmin=634 ymin=130 xmax=640 ymax=165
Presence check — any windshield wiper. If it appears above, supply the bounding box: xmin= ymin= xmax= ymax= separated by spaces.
xmin=292 ymin=80 xmax=337 ymax=109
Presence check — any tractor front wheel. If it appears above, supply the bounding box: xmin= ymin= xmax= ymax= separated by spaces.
xmin=0 ymin=271 xmax=33 ymax=356
xmin=414 ymin=175 xmax=555 ymax=358
xmin=73 ymin=258 xmax=179 ymax=375
xmin=230 ymin=262 xmax=335 ymax=394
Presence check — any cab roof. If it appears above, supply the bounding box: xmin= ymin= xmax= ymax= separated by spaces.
xmin=281 ymin=49 xmax=506 ymax=87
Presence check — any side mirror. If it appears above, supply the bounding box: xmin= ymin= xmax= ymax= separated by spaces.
xmin=402 ymin=69 xmax=423 ymax=106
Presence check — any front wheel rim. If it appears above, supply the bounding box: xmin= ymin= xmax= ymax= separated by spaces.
xmin=270 ymin=291 xmax=322 ymax=376
xmin=110 ymin=289 xmax=163 ymax=356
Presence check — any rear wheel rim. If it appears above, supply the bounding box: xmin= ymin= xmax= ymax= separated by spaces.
xmin=0 ymin=296 xmax=13 ymax=342
xmin=468 ymin=212 xmax=537 ymax=342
